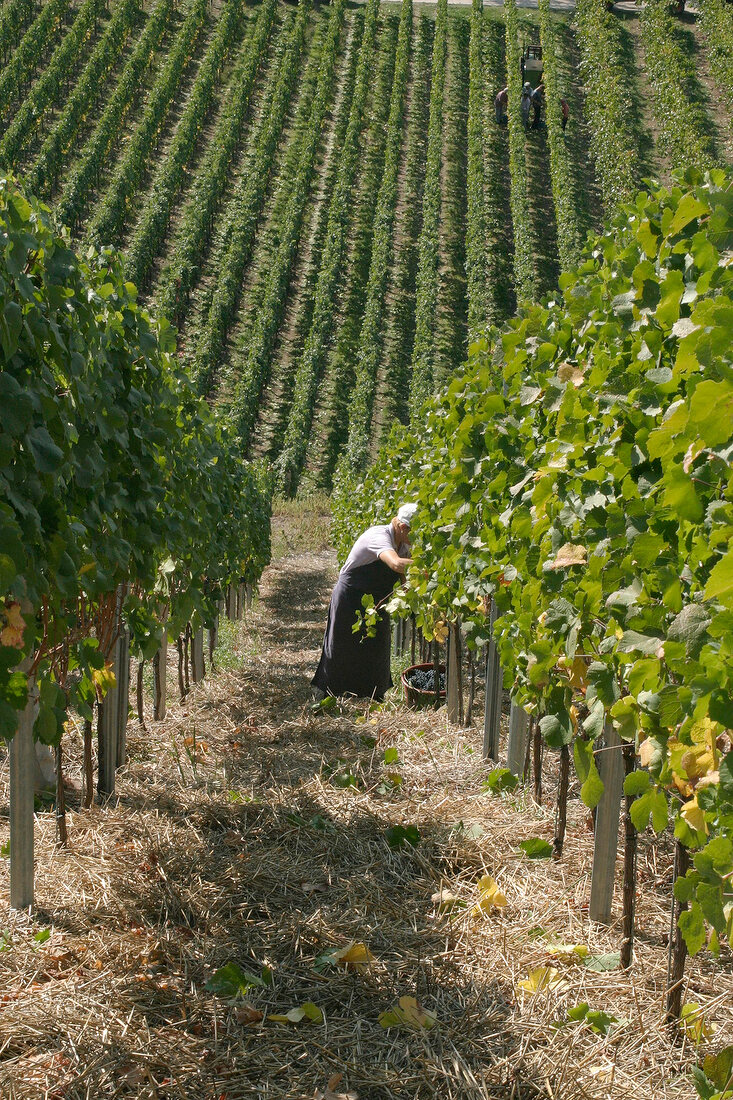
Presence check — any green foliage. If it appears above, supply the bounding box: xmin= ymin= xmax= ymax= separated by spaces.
xmin=333 ymin=168 xmax=733 ymax=954
xmin=89 ymin=0 xmax=210 ymax=249
xmin=222 ymin=0 xmax=346 ymax=441
xmin=205 ymin=962 xmax=272 ymax=998
xmin=342 ymin=0 xmax=412 ymax=476
xmin=154 ymin=0 xmax=284 ymax=319
xmin=56 ymin=0 xmax=174 ymax=229
xmin=26 ymin=0 xmax=140 ymax=200
xmin=0 ymin=0 xmax=72 ymax=128
xmin=503 ymin=0 xmax=537 ymax=302
xmin=0 ymin=0 xmax=106 ymax=168
xmin=640 ymin=0 xmax=718 ymax=172
xmin=126 ymin=0 xmax=264 ymax=290
xmin=486 ymin=767 xmax=520 ymax=793
xmin=0 ymin=177 xmax=271 ymax=742
xmin=385 ymin=823 xmax=421 ymax=849
xmin=574 ymin=0 xmax=643 ymax=210
xmin=537 ymin=0 xmax=585 ymax=271
xmin=518 ymin=837 xmax=553 ymax=859
xmin=408 ymin=0 xmax=448 ymax=419
xmin=275 ymin=0 xmax=381 ymax=491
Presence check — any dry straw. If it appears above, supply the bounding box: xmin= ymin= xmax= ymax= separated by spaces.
xmin=0 ymin=532 xmax=730 ymax=1098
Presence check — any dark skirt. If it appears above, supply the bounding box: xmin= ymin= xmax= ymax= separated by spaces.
xmin=312 ymin=558 xmax=397 ymax=701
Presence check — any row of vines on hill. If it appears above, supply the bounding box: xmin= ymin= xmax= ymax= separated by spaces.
xmin=334 ymin=171 xmax=733 ymax=1020
xmin=125 ymin=0 xmax=266 ymax=289
xmin=0 ymin=177 xmax=271 ymax=756
xmin=0 ymin=0 xmax=622 ymax=487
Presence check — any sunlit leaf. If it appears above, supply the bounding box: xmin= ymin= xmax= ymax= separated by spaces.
xmin=378 ymin=995 xmax=437 ymax=1031
xmin=517 ymin=967 xmax=569 ymax=994
xmin=470 ymin=875 xmax=507 ymax=917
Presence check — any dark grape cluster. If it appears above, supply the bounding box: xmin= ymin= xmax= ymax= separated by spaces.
xmin=406 ymin=668 xmax=445 ymax=693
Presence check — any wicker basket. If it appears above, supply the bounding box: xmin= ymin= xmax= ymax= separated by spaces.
xmin=401 ymin=662 xmax=446 ymax=708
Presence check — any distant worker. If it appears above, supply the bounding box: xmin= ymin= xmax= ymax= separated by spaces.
xmin=531 ymin=82 xmax=545 ymax=129
xmin=311 ymin=504 xmax=416 ymax=702
xmin=520 ymin=82 xmax=533 ymax=129
xmin=495 ymin=86 xmax=508 ymax=125
xmin=560 ymin=97 xmax=569 ymax=131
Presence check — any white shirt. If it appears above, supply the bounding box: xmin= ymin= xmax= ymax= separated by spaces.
xmin=340 ymin=524 xmax=409 ymax=577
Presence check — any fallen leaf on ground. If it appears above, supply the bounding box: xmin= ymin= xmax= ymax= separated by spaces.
xmin=379 ymin=995 xmax=437 ymax=1031
xmin=431 ymin=889 xmax=466 ymax=913
xmin=268 ymin=1001 xmax=323 ymax=1024
xmin=331 ymin=941 xmax=376 ymax=972
xmin=517 ymin=967 xmax=569 ymax=995
xmin=233 ymin=1003 xmax=264 ymax=1025
xmin=470 ymin=875 xmax=507 ymax=917
xmin=314 ymin=1072 xmax=359 ymax=1100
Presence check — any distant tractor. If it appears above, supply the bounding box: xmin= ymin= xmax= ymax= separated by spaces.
xmin=520 ymin=43 xmax=543 ymax=90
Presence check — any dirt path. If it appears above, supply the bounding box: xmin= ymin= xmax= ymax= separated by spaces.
xmin=0 ymin=506 xmax=731 ymax=1099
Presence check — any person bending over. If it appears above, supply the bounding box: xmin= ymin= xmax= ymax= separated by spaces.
xmin=311 ymin=504 xmax=416 ymax=702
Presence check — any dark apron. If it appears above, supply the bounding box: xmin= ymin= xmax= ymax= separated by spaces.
xmin=312 ymin=556 xmax=398 ymax=701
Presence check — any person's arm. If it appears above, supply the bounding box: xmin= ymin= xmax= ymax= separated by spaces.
xmin=379 ymin=548 xmax=412 ymax=574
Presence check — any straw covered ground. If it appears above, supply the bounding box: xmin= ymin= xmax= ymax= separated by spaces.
xmin=0 ymin=500 xmax=731 ymax=1099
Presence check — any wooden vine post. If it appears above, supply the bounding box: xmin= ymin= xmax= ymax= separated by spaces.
xmin=9 ymin=661 xmax=36 ymax=910
xmin=153 ymin=629 xmax=168 ymax=721
xmin=446 ymin=623 xmax=460 ymax=724
xmin=506 ymin=701 xmax=529 ymax=777
xmin=666 ymin=838 xmax=691 ymax=1023
xmin=116 ymin=625 xmax=130 ymax=768
xmin=589 ymin=722 xmax=624 ymax=923
xmin=98 ymin=589 xmax=124 ymax=797
xmin=226 ymin=583 xmax=237 ymax=621
xmin=620 ymin=742 xmax=638 ymax=968
xmin=191 ymin=625 xmax=205 ymax=683
xmin=483 ymin=601 xmax=502 ymax=760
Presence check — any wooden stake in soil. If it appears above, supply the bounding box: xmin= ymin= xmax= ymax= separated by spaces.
xmin=83 ymin=715 xmax=94 ymax=809
xmin=226 ymin=583 xmax=237 ymax=621
xmin=433 ymin=642 xmax=441 ymax=710
xmin=507 ymin=701 xmax=529 ymax=777
xmin=554 ymin=743 xmax=570 ymax=858
xmin=447 ymin=624 xmax=460 ymax=724
xmin=191 ymin=625 xmax=205 ymax=683
xmin=153 ymin=629 xmax=168 ymax=720
xmin=55 ymin=742 xmax=67 ymax=847
xmin=466 ymin=648 xmax=475 ymax=726
xmin=483 ymin=601 xmax=502 ymax=761
xmin=98 ymin=588 xmax=123 ymax=795
xmin=136 ymin=659 xmax=146 ymax=728
xmin=410 ymin=613 xmax=416 ymax=665
xmin=116 ymin=625 xmax=130 ymax=768
xmin=620 ymin=742 xmax=638 ymax=969
xmin=10 ymin=669 xmax=36 ymax=910
xmin=176 ymin=635 xmax=186 ymax=702
xmin=666 ymin=838 xmax=691 ymax=1024
xmin=589 ymin=722 xmax=624 ymax=923
xmin=533 ymin=719 xmax=543 ymax=803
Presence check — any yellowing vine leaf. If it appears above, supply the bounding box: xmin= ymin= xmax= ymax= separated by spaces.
xmin=557 ymin=361 xmax=585 ymax=387
xmin=431 ymin=889 xmax=466 ymax=914
xmin=546 ymin=943 xmax=589 ymax=960
xmin=549 ymin=543 xmax=587 ymax=570
xmin=432 ymin=620 xmax=449 ymax=644
xmin=378 ymin=996 xmax=437 ymax=1031
xmin=680 ymin=1002 xmax=715 ymax=1042
xmin=680 ymin=796 xmax=708 ymax=836
xmin=331 ymin=942 xmax=376 ymax=973
xmin=0 ymin=602 xmax=25 ymax=649
xmin=517 ymin=967 xmax=569 ymax=995
xmin=268 ymin=1001 xmax=323 ymax=1024
xmin=470 ymin=875 xmax=507 ymax=918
